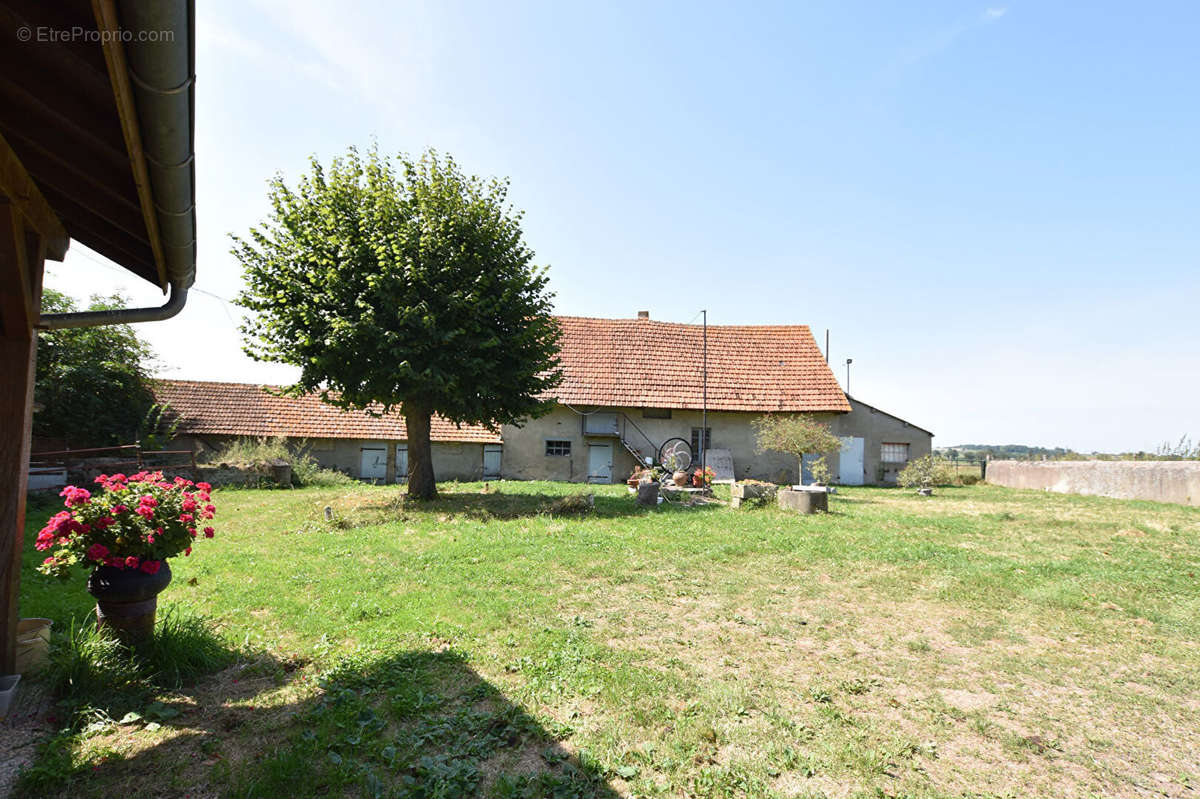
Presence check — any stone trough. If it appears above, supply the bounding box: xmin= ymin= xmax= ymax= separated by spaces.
xmin=776 ymin=486 xmax=829 ymax=514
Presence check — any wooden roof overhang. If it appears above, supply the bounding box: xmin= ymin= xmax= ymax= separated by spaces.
xmin=0 ymin=0 xmax=196 ymax=674
xmin=0 ymin=0 xmax=196 ymax=291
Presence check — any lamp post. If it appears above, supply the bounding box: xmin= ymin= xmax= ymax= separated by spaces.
xmin=845 ymin=358 xmax=853 ymax=395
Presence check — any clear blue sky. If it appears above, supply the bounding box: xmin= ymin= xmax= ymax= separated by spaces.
xmin=47 ymin=1 xmax=1199 ymax=452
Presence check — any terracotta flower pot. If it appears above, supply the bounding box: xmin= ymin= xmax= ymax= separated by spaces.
xmin=87 ymin=561 xmax=172 ymax=646
xmin=672 ymin=470 xmax=689 ymax=486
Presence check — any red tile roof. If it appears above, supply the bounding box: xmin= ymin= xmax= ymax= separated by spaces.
xmin=551 ymin=316 xmax=851 ymax=413
xmin=153 ymin=380 xmax=502 ymax=443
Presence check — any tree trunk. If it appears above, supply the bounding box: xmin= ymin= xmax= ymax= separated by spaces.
xmin=404 ymin=404 xmax=438 ymax=500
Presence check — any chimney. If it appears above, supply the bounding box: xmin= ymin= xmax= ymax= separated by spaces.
xmin=637 ymin=310 xmax=649 ymax=320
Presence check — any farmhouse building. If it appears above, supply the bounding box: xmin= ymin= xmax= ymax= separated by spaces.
xmin=157 ymin=313 xmax=931 ymax=485
xmin=155 ymin=381 xmax=501 ymax=483
xmin=501 ymin=314 xmax=932 ymax=485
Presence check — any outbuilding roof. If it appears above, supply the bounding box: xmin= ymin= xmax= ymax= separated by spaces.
xmin=552 ymin=316 xmax=851 ymax=413
xmin=154 ymin=380 xmax=502 ymax=444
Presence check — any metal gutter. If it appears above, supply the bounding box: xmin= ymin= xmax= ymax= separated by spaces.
xmin=38 ymin=0 xmax=195 ymax=330
xmin=118 ymin=0 xmax=196 ymax=291
xmin=37 ymin=281 xmax=188 ymax=330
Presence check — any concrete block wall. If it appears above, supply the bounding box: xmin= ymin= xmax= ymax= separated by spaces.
xmin=986 ymin=460 xmax=1200 ymax=506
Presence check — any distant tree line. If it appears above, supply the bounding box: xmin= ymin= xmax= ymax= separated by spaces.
xmin=937 ymin=438 xmax=1199 ymax=463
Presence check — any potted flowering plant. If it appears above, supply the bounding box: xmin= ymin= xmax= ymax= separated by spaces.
xmin=36 ymin=471 xmax=217 ymax=645
xmin=691 ymin=466 xmax=715 ymax=488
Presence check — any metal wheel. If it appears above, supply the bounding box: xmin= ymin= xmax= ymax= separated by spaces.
xmin=657 ymin=438 xmax=693 ymax=472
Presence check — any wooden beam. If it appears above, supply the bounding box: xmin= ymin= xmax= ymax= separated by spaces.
xmin=91 ymin=0 xmax=168 ymax=289
xmin=0 ymin=129 xmax=147 ymax=244
xmin=0 ymin=212 xmax=41 ymax=675
xmin=36 ymin=188 xmax=159 ymax=281
xmin=0 ymin=72 xmax=137 ymax=187
xmin=0 ymin=205 xmax=34 ymax=336
xmin=0 ymin=130 xmax=67 ymax=261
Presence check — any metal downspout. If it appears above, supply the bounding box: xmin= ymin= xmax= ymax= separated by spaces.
xmin=37 ymin=282 xmax=189 ymax=330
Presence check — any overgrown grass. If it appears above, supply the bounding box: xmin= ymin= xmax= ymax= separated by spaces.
xmin=15 ymin=481 xmax=1200 ymax=798
xmin=208 ymin=435 xmax=356 ymax=487
xmin=45 ymin=608 xmax=238 ymax=714
xmin=15 ymin=607 xmax=244 ymax=796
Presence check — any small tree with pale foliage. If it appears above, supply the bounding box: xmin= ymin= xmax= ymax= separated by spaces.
xmin=753 ymin=414 xmax=842 ymax=485
xmin=896 ymin=456 xmax=957 ymax=490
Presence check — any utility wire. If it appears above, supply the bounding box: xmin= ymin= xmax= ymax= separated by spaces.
xmin=54 ymin=247 xmax=242 ymax=327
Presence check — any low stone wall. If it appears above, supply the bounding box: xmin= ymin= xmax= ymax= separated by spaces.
xmin=65 ymin=460 xmax=288 ymax=489
xmin=986 ymin=460 xmax=1200 ymax=506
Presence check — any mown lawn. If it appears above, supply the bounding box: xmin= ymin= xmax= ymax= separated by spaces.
xmin=12 ymin=481 xmax=1200 ymax=798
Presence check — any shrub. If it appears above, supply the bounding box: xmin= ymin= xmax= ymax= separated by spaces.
xmin=211 ymin=436 xmax=355 ymax=487
xmin=896 ymin=456 xmax=957 ymax=489
xmin=291 ymin=457 xmax=356 ymax=487
xmin=211 ymin=435 xmax=291 ymax=466
xmin=959 ymin=473 xmax=980 ymax=486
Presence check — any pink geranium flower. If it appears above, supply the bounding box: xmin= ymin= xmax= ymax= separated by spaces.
xmin=36 ymin=476 xmax=218 ymax=579
xmin=60 ymin=486 xmax=91 ymax=507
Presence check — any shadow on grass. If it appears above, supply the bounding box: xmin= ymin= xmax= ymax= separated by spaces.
xmin=18 ymin=649 xmax=619 ymax=799
xmin=13 ymin=609 xmax=293 ymax=797
xmin=330 ymin=486 xmax=725 ymax=525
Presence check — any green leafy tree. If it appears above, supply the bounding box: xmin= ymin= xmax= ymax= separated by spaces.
xmin=753 ymin=414 xmax=842 ymax=484
xmin=233 ymin=147 xmax=562 ymax=499
xmin=34 ymin=289 xmax=157 ymax=447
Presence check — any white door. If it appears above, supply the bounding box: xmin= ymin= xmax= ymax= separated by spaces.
xmin=838 ymin=436 xmax=865 ymax=485
xmin=587 ymin=443 xmax=612 ymax=483
xmin=483 ymin=444 xmax=502 ymax=478
xmin=360 ymin=447 xmax=387 ymax=481
xmin=395 ymin=445 xmax=408 ymax=482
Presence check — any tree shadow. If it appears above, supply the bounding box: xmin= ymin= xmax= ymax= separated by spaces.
xmin=16 ymin=649 xmax=621 ymax=798
xmin=334 ymin=485 xmax=724 ymax=524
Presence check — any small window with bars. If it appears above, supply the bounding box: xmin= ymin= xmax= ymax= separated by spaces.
xmin=881 ymin=442 xmax=910 ymax=463
xmin=691 ymin=427 xmax=711 ymax=456
xmin=642 ymin=408 xmax=671 ymax=419
xmin=545 ymin=439 xmax=572 ymax=457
